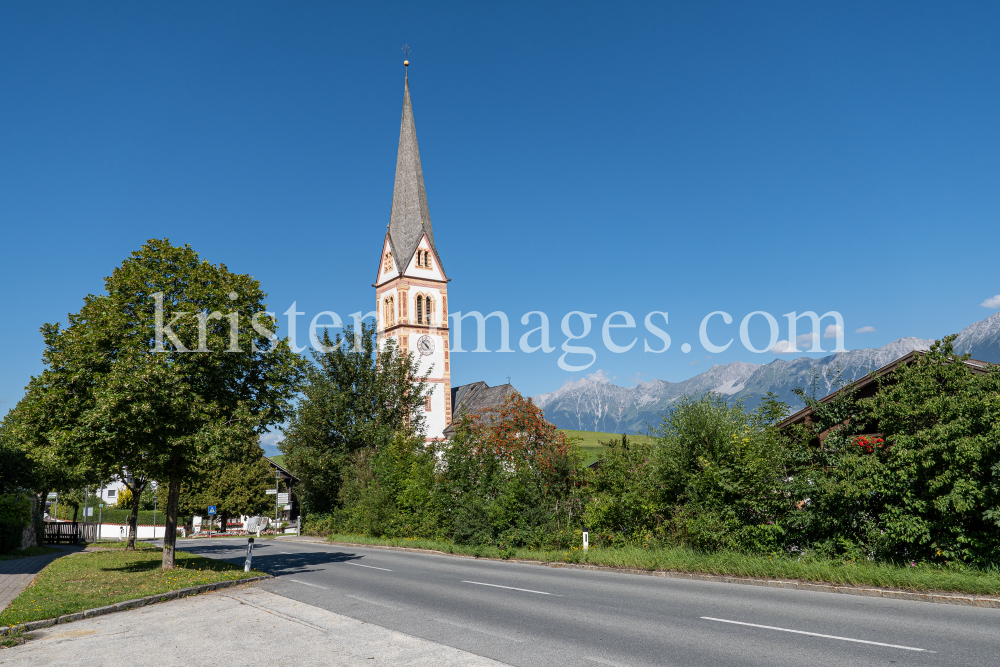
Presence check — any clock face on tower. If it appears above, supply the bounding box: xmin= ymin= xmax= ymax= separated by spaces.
xmin=417 ymin=335 xmax=435 ymax=356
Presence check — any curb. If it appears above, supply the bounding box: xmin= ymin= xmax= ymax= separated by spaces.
xmin=0 ymin=575 xmax=269 ymax=637
xmin=310 ymin=538 xmax=1000 ymax=609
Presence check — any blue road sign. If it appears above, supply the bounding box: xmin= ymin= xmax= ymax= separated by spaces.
xmin=208 ymin=505 xmax=217 ymax=515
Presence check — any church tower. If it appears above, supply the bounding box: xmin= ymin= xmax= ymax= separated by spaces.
xmin=375 ymin=66 xmax=452 ymax=441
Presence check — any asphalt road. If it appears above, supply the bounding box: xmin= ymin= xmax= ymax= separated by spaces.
xmin=175 ymin=537 xmax=1000 ymax=667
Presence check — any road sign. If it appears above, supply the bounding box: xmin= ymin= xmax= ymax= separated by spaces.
xmin=265 ymin=489 xmax=277 ymax=495
xmin=208 ymin=505 xmax=217 ymax=515
xmin=277 ymin=493 xmax=289 ymax=504
xmin=283 ymin=504 xmax=292 ymax=510
xmin=85 ymin=507 xmax=93 ymax=517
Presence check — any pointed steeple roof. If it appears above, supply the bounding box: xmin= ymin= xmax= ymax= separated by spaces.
xmin=387 ymin=75 xmax=445 ymax=277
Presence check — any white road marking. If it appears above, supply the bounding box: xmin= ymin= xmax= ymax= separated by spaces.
xmin=461 ymin=581 xmax=561 ymax=596
xmin=700 ymin=617 xmax=927 ymax=652
xmin=288 ymin=579 xmax=328 ymax=589
xmin=583 ymin=657 xmax=631 ymax=667
xmin=345 ymin=594 xmax=397 ymax=609
xmin=433 ymin=618 xmax=525 ymax=642
xmin=280 ymin=551 xmax=293 ymax=554
xmin=347 ymin=562 xmax=392 ymax=572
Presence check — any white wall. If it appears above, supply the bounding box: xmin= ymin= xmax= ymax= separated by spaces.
xmin=95 ymin=523 xmax=166 ymax=539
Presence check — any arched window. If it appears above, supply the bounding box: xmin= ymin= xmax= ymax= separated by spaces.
xmin=416 ymin=295 xmax=424 ymax=324
xmin=425 ymin=297 xmax=434 ymax=326
xmin=383 ymin=295 xmax=395 ymax=327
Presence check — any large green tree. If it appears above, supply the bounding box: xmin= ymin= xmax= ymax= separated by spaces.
xmin=1 ymin=382 xmax=97 ymax=524
xmin=16 ymin=239 xmax=303 ymax=565
xmin=164 ymin=437 xmax=274 ymax=532
xmin=858 ymin=337 xmax=1000 ymax=564
xmin=281 ymin=323 xmax=428 ymax=515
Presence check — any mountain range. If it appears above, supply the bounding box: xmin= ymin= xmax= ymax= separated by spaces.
xmin=534 ymin=312 xmax=1000 ymax=434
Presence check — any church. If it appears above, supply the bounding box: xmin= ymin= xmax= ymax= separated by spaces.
xmin=374 ymin=63 xmax=516 ymax=441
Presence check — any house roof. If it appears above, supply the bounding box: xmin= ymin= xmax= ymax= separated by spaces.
xmin=387 ymin=75 xmax=445 ymax=278
xmin=265 ymin=457 xmax=299 ymax=483
xmin=442 ymin=381 xmax=520 ymax=438
xmin=777 ymin=350 xmax=994 ymax=430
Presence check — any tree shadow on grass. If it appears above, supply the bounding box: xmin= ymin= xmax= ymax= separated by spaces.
xmin=102 ymin=552 xmax=241 ymax=574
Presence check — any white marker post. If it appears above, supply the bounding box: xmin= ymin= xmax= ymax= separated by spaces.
xmin=245 ymin=537 xmax=255 ymax=572
xmin=582 ymin=530 xmax=589 ymax=551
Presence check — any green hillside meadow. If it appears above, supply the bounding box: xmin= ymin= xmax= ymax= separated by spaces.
xmin=559 ymin=429 xmax=654 ymax=465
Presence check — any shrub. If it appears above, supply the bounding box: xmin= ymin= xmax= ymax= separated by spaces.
xmin=0 ymin=494 xmax=32 ymax=554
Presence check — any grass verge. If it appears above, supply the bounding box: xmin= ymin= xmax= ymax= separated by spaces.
xmin=0 ymin=547 xmax=265 ymax=626
xmin=0 ymin=546 xmax=61 ymax=562
xmin=314 ymin=532 xmax=1000 ymax=597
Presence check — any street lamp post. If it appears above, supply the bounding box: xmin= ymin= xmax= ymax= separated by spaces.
xmin=274 ymin=469 xmax=280 ymax=538
xmin=151 ymin=481 xmax=158 ymax=540
xmin=97 ymin=483 xmax=104 ymax=543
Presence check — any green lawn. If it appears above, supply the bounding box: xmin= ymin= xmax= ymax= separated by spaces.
xmin=310 ymin=532 xmax=1000 ymax=597
xmin=0 ymin=547 xmax=265 ymax=626
xmin=559 ymin=429 xmax=654 ymax=465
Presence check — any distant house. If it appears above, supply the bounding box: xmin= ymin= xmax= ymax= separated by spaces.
xmin=777 ymin=350 xmax=994 ymax=442
xmin=265 ymin=456 xmax=300 ymax=521
xmin=441 ymin=381 xmax=520 ymax=439
xmin=97 ymin=480 xmax=129 ymax=505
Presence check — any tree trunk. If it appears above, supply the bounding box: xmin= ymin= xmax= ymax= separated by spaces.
xmin=219 ymin=510 xmax=228 ymax=533
xmin=162 ymin=477 xmax=181 ymax=569
xmin=126 ymin=485 xmax=143 ymax=551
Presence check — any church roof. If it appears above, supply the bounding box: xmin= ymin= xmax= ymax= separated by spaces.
xmin=387 ymin=76 xmax=445 ymax=278
xmin=442 ymin=382 xmax=520 ymax=438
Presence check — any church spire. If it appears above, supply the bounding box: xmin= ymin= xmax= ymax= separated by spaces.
xmin=387 ymin=68 xmax=444 ymax=277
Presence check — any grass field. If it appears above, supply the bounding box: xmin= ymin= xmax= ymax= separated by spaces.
xmin=0 ymin=547 xmax=265 ymax=626
xmin=559 ymin=429 xmax=654 ymax=465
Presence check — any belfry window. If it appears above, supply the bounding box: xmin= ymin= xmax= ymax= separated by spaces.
xmin=384 ymin=295 xmax=395 ymax=327
xmin=416 ymin=295 xmax=424 ymax=324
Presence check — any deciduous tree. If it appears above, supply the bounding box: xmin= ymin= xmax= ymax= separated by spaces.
xmin=282 ymin=323 xmax=428 ymax=514
xmin=19 ymin=239 xmax=303 ymax=566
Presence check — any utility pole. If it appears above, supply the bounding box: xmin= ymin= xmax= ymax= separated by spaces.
xmin=274 ymin=469 xmax=280 ymax=539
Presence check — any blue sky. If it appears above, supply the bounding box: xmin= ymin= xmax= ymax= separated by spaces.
xmin=3 ymin=2 xmax=1000 ymax=449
